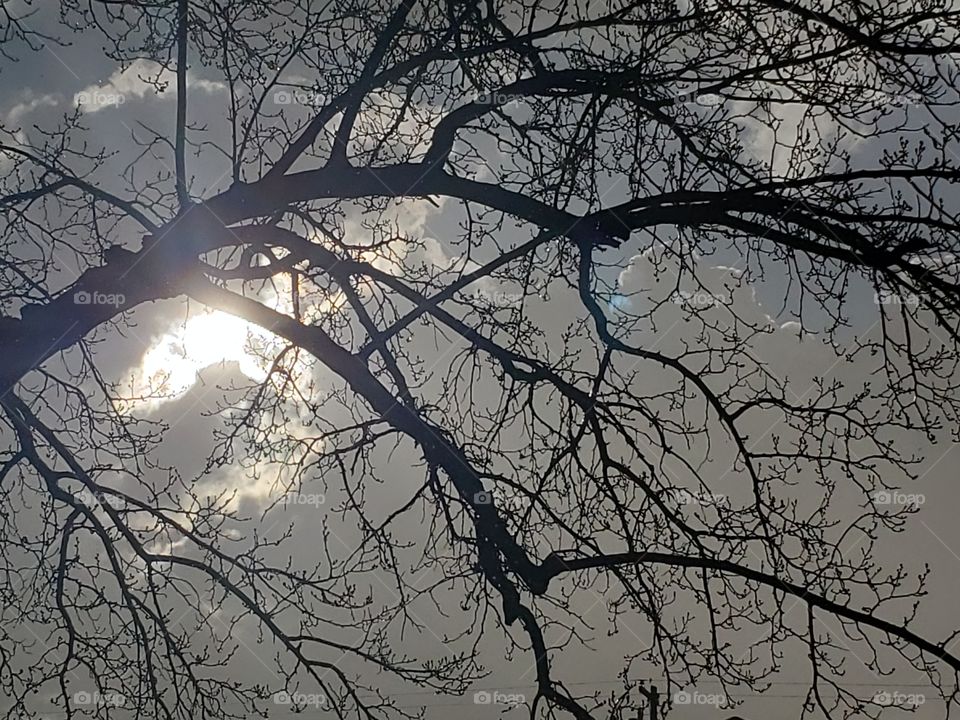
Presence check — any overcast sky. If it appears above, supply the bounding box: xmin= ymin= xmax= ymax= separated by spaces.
xmin=1 ymin=2 xmax=959 ymax=719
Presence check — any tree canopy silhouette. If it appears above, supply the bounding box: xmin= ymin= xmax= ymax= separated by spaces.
xmin=1 ymin=1 xmax=960 ymax=719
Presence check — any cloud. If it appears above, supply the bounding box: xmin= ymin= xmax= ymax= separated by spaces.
xmin=733 ymin=96 xmax=851 ymax=177
xmin=74 ymin=58 xmax=225 ymax=113
xmin=0 ymin=93 xmax=59 ymax=172
xmin=0 ymin=130 xmax=27 ymax=174
xmin=5 ymin=92 xmax=59 ymax=126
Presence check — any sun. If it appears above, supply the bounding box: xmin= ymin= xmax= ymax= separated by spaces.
xmin=125 ymin=278 xmax=290 ymax=407
xmin=124 ymin=267 xmax=350 ymax=410
xmin=133 ymin=309 xmax=272 ymax=402
xmin=123 ymin=230 xmax=399 ymax=412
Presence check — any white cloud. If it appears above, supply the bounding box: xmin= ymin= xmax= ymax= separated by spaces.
xmin=733 ymin=96 xmax=850 ymax=177
xmin=0 ymin=130 xmax=28 ymax=174
xmin=5 ymin=93 xmax=58 ymax=126
xmin=74 ymin=58 xmax=225 ymax=113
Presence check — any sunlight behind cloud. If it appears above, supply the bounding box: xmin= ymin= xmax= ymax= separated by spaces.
xmin=120 ymin=212 xmax=453 ymax=414
xmin=121 ymin=270 xmax=348 ymax=411
xmin=137 ymin=310 xmax=271 ymax=399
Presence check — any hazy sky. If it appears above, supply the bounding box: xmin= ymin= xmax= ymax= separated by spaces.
xmin=1 ymin=2 xmax=959 ymax=719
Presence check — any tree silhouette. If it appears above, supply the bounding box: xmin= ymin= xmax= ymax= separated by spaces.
xmin=1 ymin=1 xmax=959 ymax=719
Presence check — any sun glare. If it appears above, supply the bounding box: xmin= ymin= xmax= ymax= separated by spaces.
xmin=124 ymin=269 xmax=351 ymax=411
xmin=137 ymin=310 xmax=271 ymax=400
